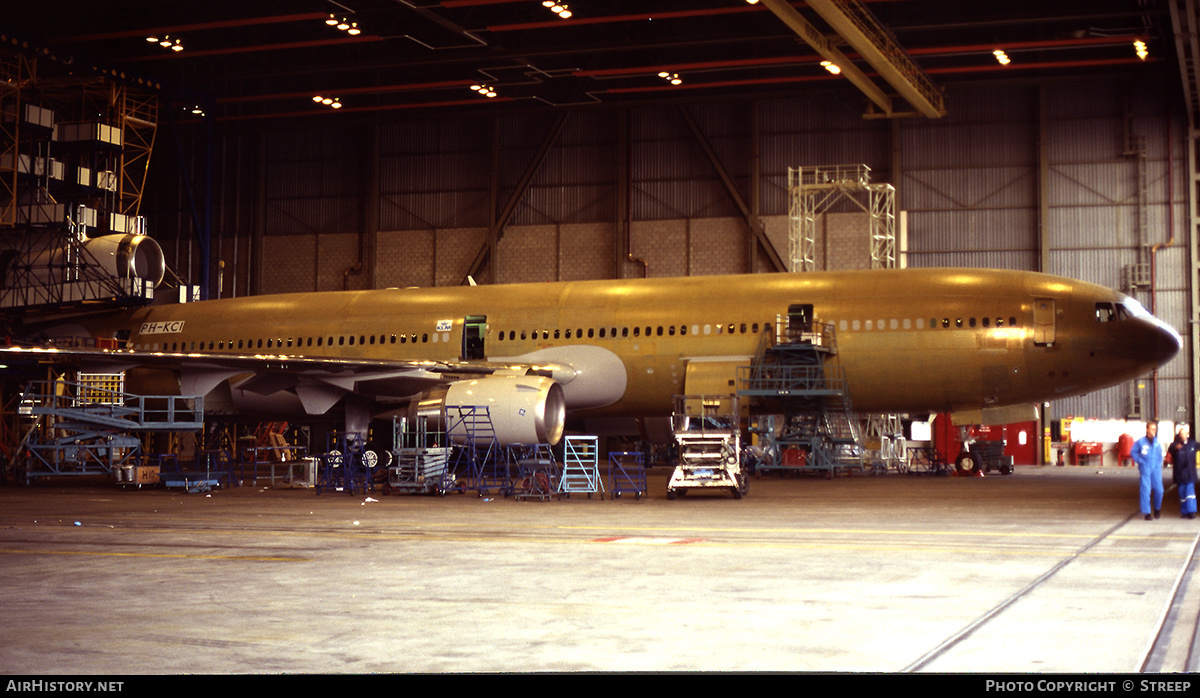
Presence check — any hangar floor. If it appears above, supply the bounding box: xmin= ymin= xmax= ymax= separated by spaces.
xmin=0 ymin=464 xmax=1197 ymax=675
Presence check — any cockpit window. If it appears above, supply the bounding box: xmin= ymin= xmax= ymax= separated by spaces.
xmin=1099 ymin=298 xmax=1145 ymax=322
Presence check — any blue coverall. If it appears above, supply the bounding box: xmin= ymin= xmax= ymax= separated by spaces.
xmin=1132 ymin=435 xmax=1164 ymax=516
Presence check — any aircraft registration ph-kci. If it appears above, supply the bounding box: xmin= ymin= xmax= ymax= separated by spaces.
xmin=9 ymin=268 xmax=1182 ymax=444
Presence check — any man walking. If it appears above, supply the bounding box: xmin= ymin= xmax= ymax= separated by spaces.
xmin=1133 ymin=421 xmax=1165 ymax=520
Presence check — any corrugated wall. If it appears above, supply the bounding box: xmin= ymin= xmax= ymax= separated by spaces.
xmin=149 ymin=72 xmax=1190 ymax=421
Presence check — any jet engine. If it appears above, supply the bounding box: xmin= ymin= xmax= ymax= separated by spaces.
xmin=78 ymin=234 xmax=166 ymax=286
xmin=4 ymin=233 xmax=165 ymax=288
xmin=409 ymin=375 xmax=566 ymax=445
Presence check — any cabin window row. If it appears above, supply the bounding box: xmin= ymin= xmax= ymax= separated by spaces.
xmin=144 ymin=333 xmax=431 ymax=352
xmin=136 ymin=313 xmax=1023 ymax=352
xmin=494 ymin=323 xmax=766 ymax=342
xmin=837 ymin=316 xmax=1020 ymax=332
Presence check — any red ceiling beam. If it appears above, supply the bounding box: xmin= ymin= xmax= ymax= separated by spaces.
xmin=54 ymin=12 xmax=331 ymax=43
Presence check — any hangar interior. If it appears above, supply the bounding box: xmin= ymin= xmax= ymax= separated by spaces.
xmin=2 ymin=0 xmax=1200 ymax=482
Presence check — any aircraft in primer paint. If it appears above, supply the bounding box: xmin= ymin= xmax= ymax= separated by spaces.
xmin=6 ymin=267 xmax=1181 ymax=453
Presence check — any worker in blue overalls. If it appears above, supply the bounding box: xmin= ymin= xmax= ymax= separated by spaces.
xmin=1169 ymin=424 xmax=1198 ymax=520
xmin=1132 ymin=421 xmax=1165 ymax=521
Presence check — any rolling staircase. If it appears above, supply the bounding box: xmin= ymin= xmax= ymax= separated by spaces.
xmin=737 ymin=319 xmax=863 ymax=475
xmin=15 ymin=373 xmax=204 ymax=485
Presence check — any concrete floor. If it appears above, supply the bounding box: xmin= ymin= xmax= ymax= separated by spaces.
xmin=0 ymin=463 xmax=1197 ymax=675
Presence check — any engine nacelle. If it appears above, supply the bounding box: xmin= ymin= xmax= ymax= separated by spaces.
xmin=82 ymin=234 xmax=166 ymax=286
xmin=10 ymin=234 xmax=166 ymax=287
xmin=410 ymin=375 xmax=566 ymax=445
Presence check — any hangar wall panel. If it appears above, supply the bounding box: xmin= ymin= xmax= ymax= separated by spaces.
xmin=260 ymin=234 xmax=315 ymax=294
xmin=514 ymin=113 xmax=617 ymax=227
xmin=498 ymin=224 xmax=558 ymax=284
xmin=435 ymin=228 xmax=487 ymax=287
xmin=630 ymin=219 xmax=689 ymax=278
xmin=377 ymin=230 xmax=436 ymax=289
xmin=688 ymin=218 xmax=748 ymax=276
xmin=558 ymin=223 xmax=615 ymax=281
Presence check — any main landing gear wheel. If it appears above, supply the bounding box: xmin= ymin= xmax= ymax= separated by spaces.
xmin=955 ymin=450 xmax=983 ymax=475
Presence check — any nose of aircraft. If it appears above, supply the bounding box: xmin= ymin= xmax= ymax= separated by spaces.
xmin=1135 ymin=316 xmax=1182 ymax=368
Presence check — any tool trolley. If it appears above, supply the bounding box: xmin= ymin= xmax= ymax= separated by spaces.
xmin=608 ymin=451 xmax=647 ymax=499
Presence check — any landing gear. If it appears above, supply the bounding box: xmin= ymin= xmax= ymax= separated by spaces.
xmin=955 ymin=450 xmax=983 ymax=475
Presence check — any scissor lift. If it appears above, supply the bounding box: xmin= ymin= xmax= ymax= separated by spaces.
xmin=667 ymin=394 xmax=748 ymax=499
xmin=384 ymin=416 xmax=456 ymax=496
xmin=737 ymin=318 xmax=862 ymax=476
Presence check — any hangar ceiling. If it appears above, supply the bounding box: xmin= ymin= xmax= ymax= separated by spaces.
xmin=2 ymin=0 xmax=1190 ymax=123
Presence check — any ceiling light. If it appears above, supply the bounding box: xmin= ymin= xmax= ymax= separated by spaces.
xmin=149 ymin=35 xmax=183 ymax=52
xmin=820 ymin=60 xmax=841 ymax=75
xmin=313 ymin=95 xmax=342 ymax=109
xmin=1134 ymin=39 xmax=1149 ymax=61
xmin=470 ymin=84 xmax=498 ymax=98
xmin=993 ymin=49 xmax=1011 ymax=66
xmin=542 ymin=2 xmax=572 ymax=19
xmin=327 ymin=15 xmax=363 ymax=35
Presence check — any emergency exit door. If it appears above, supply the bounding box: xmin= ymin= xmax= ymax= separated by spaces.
xmin=1033 ymin=298 xmax=1056 ymax=346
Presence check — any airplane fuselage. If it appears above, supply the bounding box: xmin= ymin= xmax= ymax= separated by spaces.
xmin=51 ymin=267 xmax=1179 ymax=423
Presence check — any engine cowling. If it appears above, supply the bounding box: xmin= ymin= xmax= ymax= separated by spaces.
xmin=13 ymin=234 xmax=165 ymax=287
xmin=410 ymin=375 xmax=566 ymax=445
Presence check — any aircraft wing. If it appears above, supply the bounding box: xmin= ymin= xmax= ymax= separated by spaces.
xmin=1 ymin=344 xmax=560 ymax=407
xmin=0 ymin=344 xmax=593 ymax=444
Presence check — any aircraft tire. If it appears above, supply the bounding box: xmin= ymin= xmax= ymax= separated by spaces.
xmin=955 ymin=450 xmax=983 ymax=475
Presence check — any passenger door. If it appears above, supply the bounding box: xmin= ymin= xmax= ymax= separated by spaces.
xmin=462 ymin=315 xmax=486 ymax=360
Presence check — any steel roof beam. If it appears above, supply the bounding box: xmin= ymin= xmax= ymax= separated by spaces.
xmin=760 ymin=0 xmax=945 ymax=118
xmin=758 ymin=0 xmax=894 ymax=116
